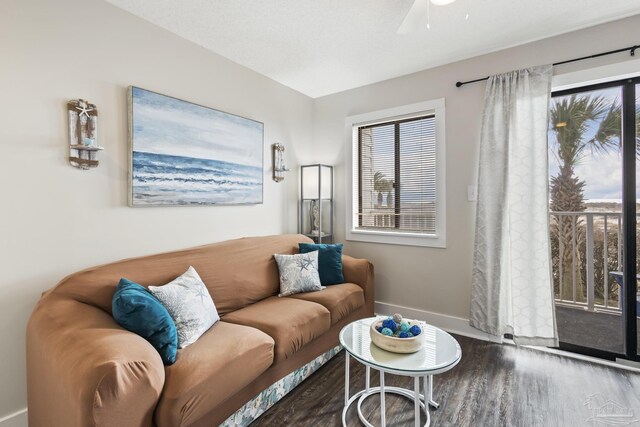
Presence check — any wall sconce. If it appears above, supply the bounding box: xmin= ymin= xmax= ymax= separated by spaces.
xmin=272 ymin=143 xmax=290 ymax=182
xmin=68 ymin=98 xmax=103 ymax=170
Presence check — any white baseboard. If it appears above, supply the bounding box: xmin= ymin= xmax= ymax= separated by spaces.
xmin=0 ymin=409 xmax=27 ymax=427
xmin=374 ymin=301 xmax=502 ymax=343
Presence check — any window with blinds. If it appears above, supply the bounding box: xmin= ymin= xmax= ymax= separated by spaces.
xmin=357 ymin=115 xmax=436 ymax=234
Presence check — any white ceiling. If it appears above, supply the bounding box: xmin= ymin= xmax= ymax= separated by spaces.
xmin=105 ymin=0 xmax=640 ymax=98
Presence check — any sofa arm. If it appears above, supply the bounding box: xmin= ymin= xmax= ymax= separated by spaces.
xmin=342 ymin=255 xmax=374 ymax=315
xmin=27 ymin=294 xmax=165 ymax=427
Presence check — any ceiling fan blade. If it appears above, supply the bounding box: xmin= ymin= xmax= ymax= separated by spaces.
xmin=397 ymin=0 xmax=429 ymax=34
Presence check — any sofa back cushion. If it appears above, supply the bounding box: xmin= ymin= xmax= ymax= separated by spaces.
xmin=52 ymin=234 xmax=312 ymax=316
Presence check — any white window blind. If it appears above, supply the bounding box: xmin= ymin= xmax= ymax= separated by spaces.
xmin=357 ymin=115 xmax=437 ymax=234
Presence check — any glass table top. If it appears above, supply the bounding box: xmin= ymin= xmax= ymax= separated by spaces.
xmin=339 ymin=317 xmax=462 ymax=374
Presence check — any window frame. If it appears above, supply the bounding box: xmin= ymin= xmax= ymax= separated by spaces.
xmin=345 ymin=99 xmax=446 ymax=248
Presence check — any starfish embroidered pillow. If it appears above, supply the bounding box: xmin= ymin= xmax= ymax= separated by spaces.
xmin=274 ymin=251 xmax=324 ymax=297
xmin=149 ymin=266 xmax=219 ymax=348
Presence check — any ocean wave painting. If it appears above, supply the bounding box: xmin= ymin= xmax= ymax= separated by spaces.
xmin=129 ymin=87 xmax=263 ymax=206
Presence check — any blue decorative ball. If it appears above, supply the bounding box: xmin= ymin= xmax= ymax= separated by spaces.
xmin=409 ymin=325 xmax=422 ymax=336
xmin=399 ymin=322 xmax=410 ymax=332
xmin=381 ymin=327 xmax=393 ymax=336
xmin=398 ymin=331 xmax=409 ymax=338
xmin=376 ymin=326 xmax=383 ymax=333
xmin=382 ymin=319 xmax=398 ymax=333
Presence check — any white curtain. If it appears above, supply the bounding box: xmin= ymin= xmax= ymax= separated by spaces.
xmin=470 ymin=65 xmax=558 ymax=346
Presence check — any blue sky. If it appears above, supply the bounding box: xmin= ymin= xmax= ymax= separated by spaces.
xmin=131 ymin=87 xmax=263 ymax=168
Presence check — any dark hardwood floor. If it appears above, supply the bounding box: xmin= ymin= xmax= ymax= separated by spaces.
xmin=252 ymin=334 xmax=640 ymax=427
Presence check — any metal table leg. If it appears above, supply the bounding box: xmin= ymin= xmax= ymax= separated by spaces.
xmin=365 ymin=366 xmax=370 ymax=392
xmin=424 ymin=375 xmax=439 ymax=409
xmin=343 ymin=360 xmax=433 ymax=426
xmin=414 ymin=376 xmax=421 ymax=427
xmin=380 ymin=371 xmax=386 ymax=427
xmin=345 ymin=353 xmax=350 ymax=405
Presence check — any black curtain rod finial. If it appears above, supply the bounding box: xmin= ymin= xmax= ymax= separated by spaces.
xmin=456 ymin=76 xmax=490 ymax=88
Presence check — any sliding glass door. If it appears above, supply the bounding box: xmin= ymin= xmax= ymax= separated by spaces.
xmin=548 ymin=77 xmax=639 ymax=361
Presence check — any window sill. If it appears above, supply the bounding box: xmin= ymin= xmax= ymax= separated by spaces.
xmin=346 ymin=229 xmax=446 ymax=248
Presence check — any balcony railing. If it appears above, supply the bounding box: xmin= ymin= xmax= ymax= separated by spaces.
xmin=358 ymin=206 xmax=436 ymax=233
xmin=549 ymin=211 xmax=640 ymax=313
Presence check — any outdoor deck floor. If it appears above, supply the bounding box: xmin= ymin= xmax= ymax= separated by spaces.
xmin=555 ymin=304 xmax=640 ymax=354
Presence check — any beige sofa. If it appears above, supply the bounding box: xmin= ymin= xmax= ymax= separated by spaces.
xmin=26 ymin=234 xmax=374 ymax=427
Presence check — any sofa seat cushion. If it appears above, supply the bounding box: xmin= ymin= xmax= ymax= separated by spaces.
xmin=287 ymin=283 xmax=365 ymax=325
xmin=155 ymin=321 xmax=274 ymax=427
xmin=222 ymin=297 xmax=331 ymax=362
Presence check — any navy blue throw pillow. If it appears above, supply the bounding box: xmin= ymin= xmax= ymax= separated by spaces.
xmin=112 ymin=278 xmax=178 ymax=365
xmin=298 ymin=243 xmax=345 ymax=285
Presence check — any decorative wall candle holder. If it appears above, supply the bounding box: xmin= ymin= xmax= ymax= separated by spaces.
xmin=68 ymin=98 xmax=103 ymax=170
xmin=272 ymin=143 xmax=290 ymax=182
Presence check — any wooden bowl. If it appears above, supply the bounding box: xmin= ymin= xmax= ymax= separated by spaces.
xmin=369 ymin=318 xmax=425 ymax=354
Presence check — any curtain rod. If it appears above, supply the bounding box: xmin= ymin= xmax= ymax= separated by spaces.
xmin=455 ymin=44 xmax=640 ymax=88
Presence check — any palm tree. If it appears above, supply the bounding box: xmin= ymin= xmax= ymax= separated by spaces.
xmin=373 ymin=171 xmax=395 ymax=227
xmin=549 ymin=95 xmax=621 ymax=209
xmin=549 ymin=94 xmax=621 ymax=300
xmin=373 ymin=171 xmax=393 ymax=207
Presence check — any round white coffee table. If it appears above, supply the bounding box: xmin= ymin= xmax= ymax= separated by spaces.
xmin=339 ymin=317 xmax=461 ymax=427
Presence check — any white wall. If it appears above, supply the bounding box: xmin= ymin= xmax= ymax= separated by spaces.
xmin=0 ymin=0 xmax=313 ymax=419
xmin=312 ymin=15 xmax=640 ymax=320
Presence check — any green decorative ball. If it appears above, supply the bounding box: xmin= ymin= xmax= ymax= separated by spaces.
xmin=381 ymin=327 xmax=393 ymax=336
xmin=399 ymin=322 xmax=410 ymax=332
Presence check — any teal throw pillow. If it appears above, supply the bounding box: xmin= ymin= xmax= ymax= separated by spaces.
xmin=298 ymin=242 xmax=345 ymax=285
xmin=112 ymin=278 xmax=178 ymax=365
